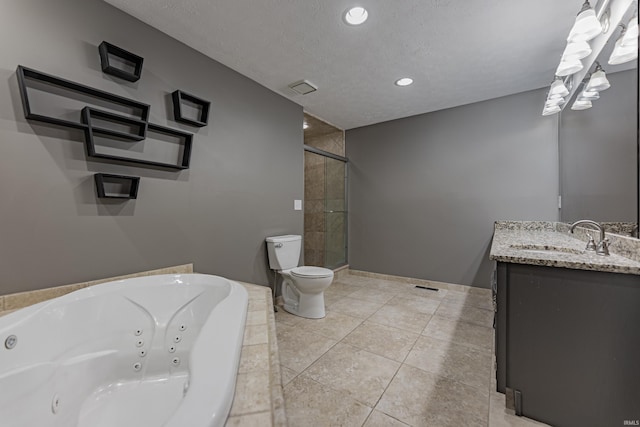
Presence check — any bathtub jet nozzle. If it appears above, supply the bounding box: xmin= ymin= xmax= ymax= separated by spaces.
xmin=4 ymin=335 xmax=17 ymax=349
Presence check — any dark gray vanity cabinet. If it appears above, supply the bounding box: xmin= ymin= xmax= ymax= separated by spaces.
xmin=495 ymin=262 xmax=640 ymax=427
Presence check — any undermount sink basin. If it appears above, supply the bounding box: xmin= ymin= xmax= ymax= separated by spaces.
xmin=509 ymin=244 xmax=584 ymax=256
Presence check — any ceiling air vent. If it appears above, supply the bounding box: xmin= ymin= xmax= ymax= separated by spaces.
xmin=288 ymin=80 xmax=317 ymax=95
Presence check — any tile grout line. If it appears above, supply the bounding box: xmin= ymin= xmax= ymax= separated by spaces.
xmin=277 ymin=273 xmax=496 ymax=426
xmin=317 ymin=277 xmax=427 ymax=425
xmin=369 ymin=279 xmax=495 ymax=425
xmin=363 ymin=295 xmax=441 ymax=425
xmin=362 ymin=280 xmax=445 ymax=426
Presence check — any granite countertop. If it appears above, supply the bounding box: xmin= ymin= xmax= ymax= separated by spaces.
xmin=490 ymin=221 xmax=640 ymax=276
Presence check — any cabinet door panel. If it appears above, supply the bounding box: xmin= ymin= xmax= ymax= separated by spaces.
xmin=506 ymin=264 xmax=640 ymax=427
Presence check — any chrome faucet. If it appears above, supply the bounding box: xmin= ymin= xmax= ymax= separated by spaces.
xmin=569 ymin=220 xmax=609 ymax=256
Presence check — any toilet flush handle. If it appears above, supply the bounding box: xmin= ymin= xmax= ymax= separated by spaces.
xmin=274 ymin=243 xmax=283 ymax=248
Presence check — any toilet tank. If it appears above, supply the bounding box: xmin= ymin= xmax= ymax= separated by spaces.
xmin=265 ymin=235 xmax=302 ymax=270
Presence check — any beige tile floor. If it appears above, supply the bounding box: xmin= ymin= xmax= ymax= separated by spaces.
xmin=275 ymin=273 xmax=550 ymax=427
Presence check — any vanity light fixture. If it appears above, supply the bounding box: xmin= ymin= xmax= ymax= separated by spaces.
xmin=542 ymin=104 xmax=562 ymax=116
xmin=543 ymin=0 xmax=629 ymax=116
xmin=546 ymin=97 xmax=567 ymax=107
xmin=542 ymin=101 xmax=565 ymax=117
xmin=395 ymin=77 xmax=413 ymax=87
xmin=542 ymin=77 xmax=570 ymax=115
xmin=344 ymin=6 xmax=368 ymax=25
xmin=585 ymin=62 xmax=611 ymax=91
xmin=303 ymin=121 xmax=309 ymax=130
xmin=549 ymin=76 xmax=570 ymax=97
xmin=556 ymin=57 xmax=584 ymax=76
xmin=571 ymin=98 xmax=593 ymax=110
xmin=608 ymin=24 xmax=638 ymax=64
xmin=580 ymin=88 xmax=600 ymax=100
xmin=561 ymin=40 xmax=593 ymax=61
xmin=542 ymin=96 xmax=565 ymax=116
xmin=567 ymin=1 xmax=603 ymax=42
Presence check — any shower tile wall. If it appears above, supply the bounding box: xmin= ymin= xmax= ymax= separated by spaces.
xmin=306 ymin=130 xmax=345 ymax=157
xmin=304 ymin=129 xmax=345 ymax=268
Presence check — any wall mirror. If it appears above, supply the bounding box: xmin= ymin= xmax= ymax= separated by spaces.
xmin=558 ymin=18 xmax=638 ymax=238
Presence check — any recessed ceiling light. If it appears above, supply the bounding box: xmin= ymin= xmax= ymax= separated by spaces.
xmin=344 ymin=7 xmax=368 ymax=25
xmin=395 ymin=78 xmax=413 ymax=87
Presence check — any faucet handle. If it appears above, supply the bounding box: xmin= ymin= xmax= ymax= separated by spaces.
xmin=585 ymin=233 xmax=597 ymax=251
xmin=596 ymin=238 xmax=610 ymax=256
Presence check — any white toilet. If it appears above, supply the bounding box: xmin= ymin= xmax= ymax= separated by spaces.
xmin=265 ymin=235 xmax=334 ymax=319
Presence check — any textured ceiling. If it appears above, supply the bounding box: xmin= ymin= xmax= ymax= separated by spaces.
xmin=103 ymin=0 xmax=637 ymax=130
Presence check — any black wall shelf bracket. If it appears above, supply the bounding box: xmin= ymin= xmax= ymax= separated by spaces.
xmin=94 ymin=173 xmax=140 ymax=199
xmin=16 ymin=65 xmax=150 ymax=129
xmin=81 ymin=107 xmax=147 ymax=141
xmin=172 ymin=90 xmax=210 ymax=127
xmin=98 ymin=41 xmax=144 ymax=82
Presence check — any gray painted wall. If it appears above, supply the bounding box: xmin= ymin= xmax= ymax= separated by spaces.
xmin=0 ymin=0 xmax=303 ymax=294
xmin=560 ymin=69 xmax=637 ymax=222
xmin=346 ymin=88 xmax=560 ymax=288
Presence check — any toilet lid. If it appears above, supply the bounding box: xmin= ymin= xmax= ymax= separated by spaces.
xmin=291 ymin=266 xmax=334 ymax=278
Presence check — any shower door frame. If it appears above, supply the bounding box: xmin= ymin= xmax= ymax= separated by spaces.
xmin=303 ymin=144 xmax=349 ymax=269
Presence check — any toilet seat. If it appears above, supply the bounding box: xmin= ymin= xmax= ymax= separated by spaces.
xmin=291 ymin=266 xmax=333 ymax=279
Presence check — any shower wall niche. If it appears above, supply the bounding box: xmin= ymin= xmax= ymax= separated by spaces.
xmin=303 ymin=114 xmax=347 ymax=270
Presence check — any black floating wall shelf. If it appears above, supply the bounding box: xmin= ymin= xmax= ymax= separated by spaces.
xmin=99 ymin=41 xmax=144 ymax=82
xmin=94 ymin=173 xmax=140 ymax=199
xmin=16 ymin=65 xmax=150 ymax=129
xmin=84 ymin=122 xmax=193 ymax=170
xmin=81 ymin=107 xmax=147 ymax=141
xmin=172 ymin=90 xmax=210 ymax=127
xmin=16 ymin=65 xmax=193 ymax=171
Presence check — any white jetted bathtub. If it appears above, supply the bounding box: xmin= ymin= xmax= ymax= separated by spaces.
xmin=0 ymin=273 xmax=248 ymax=427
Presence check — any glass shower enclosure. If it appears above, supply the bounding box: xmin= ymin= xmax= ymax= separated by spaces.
xmin=303 ymin=146 xmax=348 ymax=270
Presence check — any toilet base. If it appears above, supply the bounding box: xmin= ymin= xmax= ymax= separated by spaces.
xmin=282 ymin=281 xmax=326 ymax=319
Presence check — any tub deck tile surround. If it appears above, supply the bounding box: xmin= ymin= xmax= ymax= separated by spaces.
xmin=230 ymin=281 xmax=286 ymax=427
xmin=276 ymin=270 xmax=548 ymax=427
xmin=2 ymin=264 xmax=195 ymax=312
xmin=0 ymin=267 xmax=287 ymax=427
xmin=332 ymin=264 xmax=350 ymax=280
